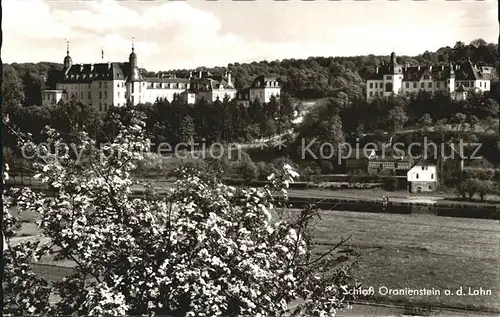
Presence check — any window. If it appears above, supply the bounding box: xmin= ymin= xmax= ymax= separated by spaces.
xmin=424 ymin=75 xmax=429 ymax=80
xmin=369 ymin=92 xmax=373 ymax=97
xmin=369 ymin=83 xmax=373 ymax=89
xmin=80 ymin=92 xmax=83 ymax=99
xmin=428 ymin=82 xmax=432 ymax=88
xmin=422 ymin=166 xmax=425 ymax=170
xmin=405 ymin=82 xmax=409 ymax=88
xmin=386 ymin=75 xmax=392 ymax=80
xmin=99 ymin=91 xmax=102 ymax=99
xmin=104 ymin=82 xmax=107 ymax=87
xmin=117 ymin=83 xmax=120 ymax=87
xmin=99 ymin=82 xmax=102 ymax=88
xmin=431 ymin=173 xmax=434 ymax=179
xmin=118 ymin=91 xmax=120 ymax=97
xmin=99 ymin=103 xmax=102 ymax=112
xmin=104 ymin=91 xmax=107 ymax=99
xmin=413 ymin=82 xmax=417 ymax=88
xmin=436 ymin=82 xmax=440 ymax=88
xmin=416 ymin=173 xmax=419 ymax=179
xmin=420 ymin=82 xmax=424 ymax=89
xmin=385 ymin=83 xmax=393 ymax=92
xmin=480 ymin=82 xmax=482 ymax=87
xmin=88 ymin=92 xmax=91 ymax=98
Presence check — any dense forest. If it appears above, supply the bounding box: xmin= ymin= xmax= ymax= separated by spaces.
xmin=3 ymin=39 xmax=498 ymax=108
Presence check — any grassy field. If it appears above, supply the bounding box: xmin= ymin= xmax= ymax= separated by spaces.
xmin=8 ymin=205 xmax=500 ymax=313
xmin=307 ymin=210 xmax=500 ymax=312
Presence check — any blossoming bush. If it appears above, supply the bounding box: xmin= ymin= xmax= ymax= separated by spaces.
xmin=2 ymin=111 xmax=357 ymax=316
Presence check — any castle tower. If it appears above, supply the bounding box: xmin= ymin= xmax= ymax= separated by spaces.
xmin=448 ymin=62 xmax=455 ymax=95
xmin=384 ymin=51 xmax=403 ymax=96
xmin=63 ymin=40 xmax=73 ymax=74
xmin=127 ymin=37 xmax=142 ymax=105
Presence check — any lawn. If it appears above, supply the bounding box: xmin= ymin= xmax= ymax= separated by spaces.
xmin=306 ymin=210 xmax=500 ymax=312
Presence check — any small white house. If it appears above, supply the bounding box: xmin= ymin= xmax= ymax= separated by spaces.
xmin=407 ymin=160 xmax=437 ymax=193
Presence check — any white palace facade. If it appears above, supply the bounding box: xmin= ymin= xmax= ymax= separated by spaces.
xmin=42 ymin=42 xmax=281 ymax=111
xmin=365 ymin=52 xmax=492 ymax=101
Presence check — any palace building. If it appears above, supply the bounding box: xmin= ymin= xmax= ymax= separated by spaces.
xmin=365 ymin=52 xmax=492 ymax=101
xmin=41 ymin=41 xmax=281 ymax=111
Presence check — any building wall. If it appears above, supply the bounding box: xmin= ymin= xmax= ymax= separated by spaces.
xmin=41 ymin=90 xmax=66 ymax=106
xmin=407 ymin=165 xmax=437 ymax=182
xmin=212 ymin=89 xmax=237 ymax=102
xmin=144 ymin=88 xmax=185 ymax=103
xmin=410 ymin=181 xmax=437 ymax=193
xmin=112 ymin=80 xmax=127 ymax=107
xmin=249 ymin=87 xmax=280 ymax=103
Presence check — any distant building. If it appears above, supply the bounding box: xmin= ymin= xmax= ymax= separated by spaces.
xmin=407 ymin=159 xmax=438 ymax=193
xmin=235 ymin=75 xmax=280 ymax=107
xmin=344 ymin=147 xmax=413 ymax=176
xmin=42 ymin=41 xmax=282 ymax=111
xmin=365 ymin=52 xmax=492 ymax=100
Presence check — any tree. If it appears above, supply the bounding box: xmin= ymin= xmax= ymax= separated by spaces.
xmin=3 ymin=112 xmax=358 ymax=316
xmin=387 ymin=106 xmax=408 ymax=132
xmin=3 ymin=65 xmax=25 ymax=108
xmin=477 ymin=181 xmax=493 ymax=201
xmin=179 ymin=115 xmax=195 ymax=144
xmin=419 ymin=114 xmax=433 ymax=130
xmin=457 ymin=178 xmax=482 ymax=200
xmin=470 ymin=38 xmax=487 ymax=48
xmin=22 ymin=72 xmax=44 ymax=106
xmin=453 ymin=113 xmax=467 ymax=131
xmin=232 ymin=155 xmax=258 ymax=182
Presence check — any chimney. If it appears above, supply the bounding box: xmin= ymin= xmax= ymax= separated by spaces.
xmin=429 ymin=65 xmax=432 ymax=71
xmin=80 ymin=64 xmax=84 ymax=72
xmin=189 ymin=71 xmax=193 ymax=79
xmin=376 ymin=67 xmax=379 ymax=74
xmin=90 ymin=64 xmax=94 ymax=72
xmin=226 ymin=71 xmax=232 ymax=85
xmin=418 ymin=66 xmax=420 ymax=71
xmin=108 ymin=62 xmax=111 ymax=70
xmin=199 ymin=70 xmax=203 ymax=78
xmin=442 ymin=65 xmax=444 ymax=71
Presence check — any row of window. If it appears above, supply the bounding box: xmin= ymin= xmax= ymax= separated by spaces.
xmin=61 ymin=81 xmax=126 ymax=90
xmin=414 ymin=173 xmax=434 ymax=179
xmin=370 ymin=80 xmax=486 ymax=90
xmin=148 ymin=82 xmax=187 ymax=89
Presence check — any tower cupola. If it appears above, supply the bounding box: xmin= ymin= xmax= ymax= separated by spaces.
xmin=63 ymin=40 xmax=73 ymax=71
xmin=129 ymin=37 xmax=140 ymax=82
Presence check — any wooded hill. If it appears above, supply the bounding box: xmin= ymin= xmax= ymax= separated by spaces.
xmin=3 ymin=39 xmax=498 ymax=108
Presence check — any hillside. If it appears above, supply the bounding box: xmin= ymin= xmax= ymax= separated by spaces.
xmin=3 ymin=39 xmax=498 ymax=107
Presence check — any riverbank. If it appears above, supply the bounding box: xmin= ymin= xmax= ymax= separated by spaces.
xmin=6 ymin=178 xmax=500 ymax=219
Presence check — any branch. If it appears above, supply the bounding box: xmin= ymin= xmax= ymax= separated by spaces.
xmin=299 ymin=235 xmax=352 ymax=268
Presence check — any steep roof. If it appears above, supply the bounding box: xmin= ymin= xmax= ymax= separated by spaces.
xmin=143 ymin=77 xmax=190 ymax=84
xmin=61 ymin=62 xmax=131 ymax=83
xmin=251 ymin=75 xmax=280 ymax=88
xmin=367 ymin=60 xmax=492 ymax=81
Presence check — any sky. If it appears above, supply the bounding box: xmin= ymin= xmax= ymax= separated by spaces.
xmin=3 ymin=0 xmax=498 ymax=72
